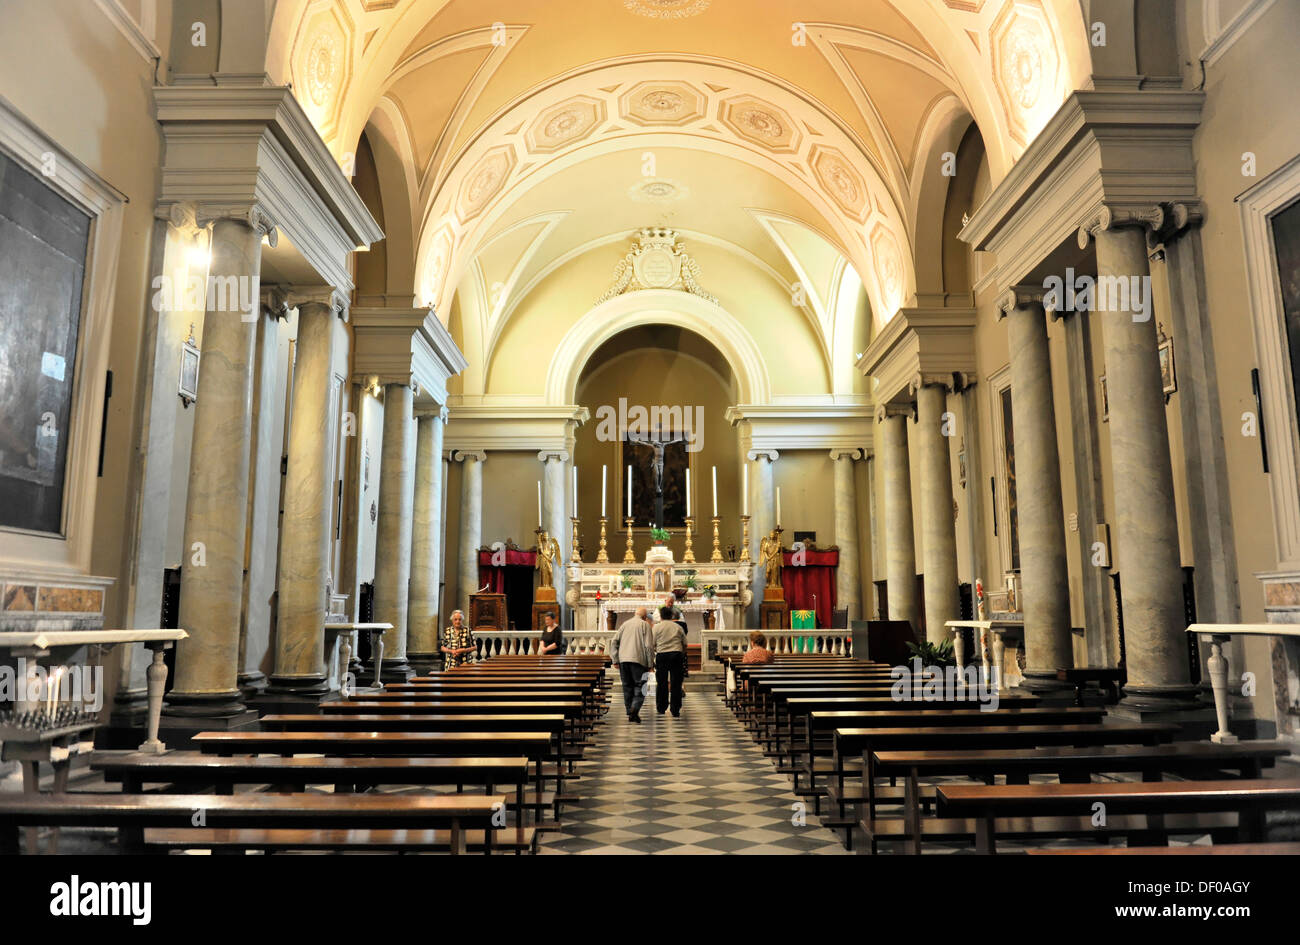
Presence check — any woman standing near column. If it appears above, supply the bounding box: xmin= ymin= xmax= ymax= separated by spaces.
xmin=538 ymin=611 xmax=565 ymax=656
xmin=440 ymin=609 xmax=476 ymax=668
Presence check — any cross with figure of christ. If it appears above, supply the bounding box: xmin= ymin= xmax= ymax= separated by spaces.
xmin=627 ymin=430 xmax=687 ymax=528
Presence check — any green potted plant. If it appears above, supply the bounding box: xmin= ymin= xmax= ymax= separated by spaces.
xmin=905 ymin=639 xmax=955 ymax=667
xmin=649 ymin=526 xmax=671 ymax=545
xmin=620 ymin=573 xmax=635 ymax=591
xmin=701 ymin=583 xmax=717 ymax=600
xmin=682 ymin=574 xmax=698 ymax=590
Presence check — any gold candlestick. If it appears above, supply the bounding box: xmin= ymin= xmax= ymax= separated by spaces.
xmin=683 ymin=517 xmax=696 ymax=563
xmin=710 ymin=516 xmax=723 ymax=562
xmin=623 ymin=517 xmax=636 ymax=563
xmin=570 ymin=516 xmax=582 ymax=564
xmin=596 ymin=516 xmax=610 ymax=562
xmin=740 ymin=514 xmax=751 ymax=563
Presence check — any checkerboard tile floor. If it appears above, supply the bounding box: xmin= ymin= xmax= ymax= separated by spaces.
xmin=539 ymin=677 xmax=849 ymax=854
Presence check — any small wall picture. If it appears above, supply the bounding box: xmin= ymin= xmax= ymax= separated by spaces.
xmin=1157 ymin=323 xmax=1177 ymax=398
xmin=1098 ymin=373 xmax=1109 ymax=423
xmin=178 ymin=326 xmax=200 ymax=407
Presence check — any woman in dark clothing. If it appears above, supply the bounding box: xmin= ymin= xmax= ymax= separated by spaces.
xmin=538 ymin=611 xmax=565 ymax=655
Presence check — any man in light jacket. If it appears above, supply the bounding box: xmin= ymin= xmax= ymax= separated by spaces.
xmin=611 ymin=606 xmax=656 ymax=723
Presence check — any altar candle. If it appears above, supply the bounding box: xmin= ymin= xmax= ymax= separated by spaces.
xmin=572 ymin=466 xmax=578 ymax=514
xmin=712 ymin=466 xmax=718 ymax=518
xmin=626 ymin=465 xmax=632 ymax=520
xmin=601 ymin=465 xmax=607 ymax=518
xmin=685 ymin=468 xmax=691 ymax=517
xmin=537 ymin=481 xmax=542 ymax=528
xmin=776 ymin=487 xmax=782 ymax=527
xmin=743 ymin=463 xmax=748 ymax=515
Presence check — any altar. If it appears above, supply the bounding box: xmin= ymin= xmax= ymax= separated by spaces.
xmin=567 ymin=553 xmax=752 ymax=635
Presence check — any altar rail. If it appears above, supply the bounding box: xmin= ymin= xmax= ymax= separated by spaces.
xmin=1187 ymin=623 xmax=1300 ymax=747
xmin=700 ymin=629 xmax=853 ymax=667
xmin=473 ymin=630 xmax=615 ymax=659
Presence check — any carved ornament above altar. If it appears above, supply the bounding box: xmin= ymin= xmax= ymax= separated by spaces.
xmin=596 ymin=227 xmax=718 ymax=305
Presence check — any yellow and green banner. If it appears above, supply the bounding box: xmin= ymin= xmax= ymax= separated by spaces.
xmin=791 ymin=609 xmax=815 ymax=652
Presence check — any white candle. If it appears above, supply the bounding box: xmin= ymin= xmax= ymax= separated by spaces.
xmin=776 ymin=487 xmax=782 ymax=528
xmin=743 ymin=463 xmax=748 ymax=516
xmin=626 ymin=465 xmax=632 ymax=520
xmin=685 ymin=468 xmax=691 ymax=517
xmin=601 ymin=465 xmax=607 ymax=518
xmin=537 ymin=481 xmax=542 ymax=529
xmin=712 ymin=466 xmax=718 ymax=518
xmin=572 ymin=466 xmax=578 ymax=515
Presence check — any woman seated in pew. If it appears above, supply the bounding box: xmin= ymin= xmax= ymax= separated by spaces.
xmin=440 ymin=609 xmax=477 ymax=668
xmin=742 ymin=631 xmax=775 ymax=665
xmin=538 ymin=612 xmax=565 ymax=656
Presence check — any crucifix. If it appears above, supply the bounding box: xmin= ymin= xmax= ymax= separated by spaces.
xmin=627 ymin=430 xmax=687 ymax=527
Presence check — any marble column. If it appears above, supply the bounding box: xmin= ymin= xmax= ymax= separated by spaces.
xmin=1083 ymin=211 xmax=1195 ymax=712
xmin=867 ymin=453 xmax=880 ymax=618
xmin=748 ymin=449 xmax=778 ymax=626
xmin=455 ymin=450 xmax=486 ymax=617
xmin=408 ymin=407 xmax=448 ymax=673
xmin=540 ymin=451 xmax=568 ymax=623
xmin=237 ymin=287 xmax=287 ymax=696
xmin=831 ymin=449 xmax=862 ymax=622
xmin=879 ymin=407 xmax=920 ymax=635
xmin=1000 ymin=288 xmax=1073 ymax=691
xmin=269 ymin=288 xmax=345 ymax=695
xmin=371 ymin=381 xmax=417 ymax=681
xmin=167 ymin=208 xmax=275 ymax=718
xmin=914 ymin=383 xmax=960 ymax=643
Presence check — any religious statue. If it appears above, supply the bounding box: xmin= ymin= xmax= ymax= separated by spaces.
xmin=536 ymin=530 xmax=562 ymax=587
xmin=758 ymin=529 xmax=783 ymax=588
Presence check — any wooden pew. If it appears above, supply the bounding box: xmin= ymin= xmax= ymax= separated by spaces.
xmin=833 ymin=723 xmax=1180 ymax=853
xmin=0 ymin=792 xmax=506 ymax=855
xmin=936 ymin=779 xmax=1300 ymax=853
xmin=871 ymin=740 xmax=1291 ymax=854
xmin=1028 ymin=841 xmax=1300 ymax=854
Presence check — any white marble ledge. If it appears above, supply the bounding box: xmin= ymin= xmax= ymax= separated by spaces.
xmin=0 ymin=629 xmax=188 ymax=650
xmin=1186 ymin=623 xmax=1300 ymax=638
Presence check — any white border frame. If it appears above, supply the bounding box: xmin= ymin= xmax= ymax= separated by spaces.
xmin=1239 ymin=152 xmax=1300 ymax=569
xmin=0 ymin=96 xmax=126 ymax=578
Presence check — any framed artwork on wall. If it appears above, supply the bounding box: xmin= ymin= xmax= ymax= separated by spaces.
xmin=1157 ymin=324 xmax=1177 ymax=399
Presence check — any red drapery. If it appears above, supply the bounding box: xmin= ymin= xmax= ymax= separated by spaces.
xmin=477 ymin=548 xmax=537 ymax=592
xmin=781 ymin=548 xmax=838 ymax=629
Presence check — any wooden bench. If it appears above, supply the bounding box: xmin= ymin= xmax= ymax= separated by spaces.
xmin=1056 ymin=667 xmax=1124 ymax=706
xmin=0 ymin=792 xmax=506 ymax=855
xmin=936 ymin=779 xmax=1300 ymax=853
xmin=871 ymin=740 xmax=1291 ymax=854
xmin=142 ymin=826 xmax=539 ymax=854
xmin=1028 ymin=841 xmax=1300 ymax=854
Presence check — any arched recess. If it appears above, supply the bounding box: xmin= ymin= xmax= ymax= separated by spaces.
xmin=543 ymin=291 xmax=773 ymax=407
xmin=363 ymin=100 xmax=421 ymax=300
xmin=908 ymin=99 xmax=976 ymax=298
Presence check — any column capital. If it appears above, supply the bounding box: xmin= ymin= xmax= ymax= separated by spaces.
xmin=1076 ymin=200 xmax=1205 ymax=250
xmin=194 ymin=201 xmax=279 ymax=248
xmin=829 ymin=448 xmax=863 ymax=462
xmin=416 ymin=405 xmax=450 ymax=422
xmin=452 ymin=449 xmax=486 ymax=464
xmin=287 ymin=286 xmax=348 ymax=321
xmin=156 ymin=200 xmax=203 ymax=238
xmin=907 ymin=371 xmax=970 ymax=396
xmin=995 ymin=286 xmax=1047 ymax=319
xmin=746 ymin=448 xmax=779 ymax=463
xmin=538 ymin=450 xmax=569 ymax=463
xmin=875 ymin=402 xmax=914 ymax=422
xmin=260 ymin=285 xmax=290 ymax=321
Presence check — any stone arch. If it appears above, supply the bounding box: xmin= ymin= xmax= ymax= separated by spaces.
xmin=543 ymin=290 xmax=773 ymax=406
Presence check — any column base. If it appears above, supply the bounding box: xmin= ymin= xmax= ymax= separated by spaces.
xmin=156 ymin=709 xmax=261 ymax=750
xmin=264 ymin=673 xmax=331 ymax=697
xmin=407 ymin=652 xmax=440 ymax=676
xmin=162 ymin=689 xmax=247 ymax=719
xmin=366 ymin=657 xmax=415 ymax=684
xmin=237 ymin=671 xmax=268 ymax=699
xmin=1111 ymin=683 xmax=1214 ymax=726
xmin=1018 ymin=670 xmax=1078 ymax=701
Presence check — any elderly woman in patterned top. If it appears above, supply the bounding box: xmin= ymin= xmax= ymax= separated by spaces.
xmin=440 ymin=609 xmax=476 ymax=668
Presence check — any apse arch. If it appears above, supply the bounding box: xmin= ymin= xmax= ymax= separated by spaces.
xmin=544 ymin=290 xmax=773 ymax=407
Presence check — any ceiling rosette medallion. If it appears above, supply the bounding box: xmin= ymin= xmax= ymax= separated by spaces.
xmin=990 ymin=0 xmax=1060 ymax=143
xmin=291 ymin=3 xmax=354 ymax=139
xmin=719 ymin=95 xmax=800 ymax=153
xmin=525 ymin=96 xmax=607 ymax=154
xmin=456 ymin=145 xmax=516 ymax=223
xmin=628 ymin=178 xmax=690 ymax=203
xmin=623 ymin=0 xmax=711 ymax=19
xmin=597 ymin=227 xmax=717 ymax=305
xmin=621 ymin=81 xmax=706 ymax=127
xmin=810 ymin=145 xmax=868 ymax=222
xmin=869 ymin=222 xmax=905 ymax=314
xmin=425 ymin=225 xmax=455 ymax=296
